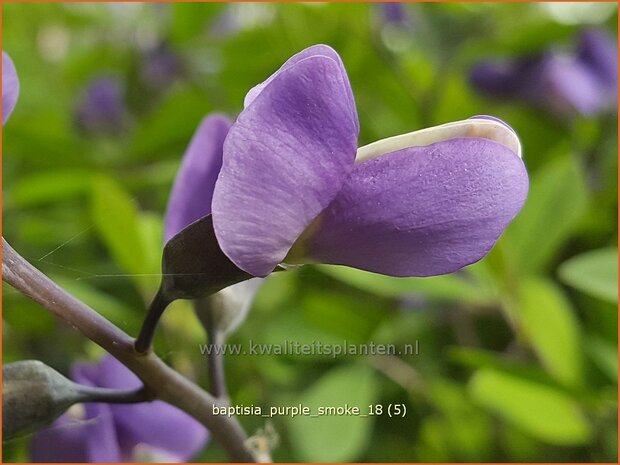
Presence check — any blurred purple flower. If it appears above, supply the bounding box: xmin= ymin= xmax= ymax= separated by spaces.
xmin=75 ymin=76 xmax=128 ymax=134
xmin=2 ymin=51 xmax=20 ymax=125
xmin=171 ymin=45 xmax=527 ymax=279
xmin=141 ymin=43 xmax=184 ymax=92
xmin=31 ymin=355 xmax=208 ymax=463
xmin=470 ymin=28 xmax=618 ymax=117
xmin=577 ymin=28 xmax=618 ymax=90
xmin=376 ymin=2 xmax=411 ymax=27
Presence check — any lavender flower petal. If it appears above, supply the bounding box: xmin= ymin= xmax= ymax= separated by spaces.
xmin=212 ymin=49 xmax=359 ymax=277
xmin=93 ymin=356 xmax=208 ymax=462
xmin=164 ymin=114 xmax=232 ymax=242
xmin=2 ymin=52 xmax=19 ymax=125
xmin=469 ymin=60 xmax=521 ymax=99
xmin=471 ymin=29 xmax=617 ymax=117
xmin=544 ymin=55 xmax=606 ymax=116
xmin=112 ymin=403 xmax=207 ymax=461
xmin=30 ymin=403 xmax=121 ymax=462
xmin=75 ymin=76 xmax=127 ymax=134
xmin=304 ymin=138 xmax=528 ymax=277
xmin=31 ymin=356 xmax=207 ymax=463
xmin=377 ymin=3 xmax=411 ymax=27
xmin=76 ymin=355 xmax=141 ymax=390
xmin=577 ymin=28 xmax=618 ymax=90
xmin=141 ymin=42 xmax=184 ymax=91
xmin=243 ymin=44 xmax=358 ymax=132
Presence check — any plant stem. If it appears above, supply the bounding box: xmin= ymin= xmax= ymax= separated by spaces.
xmin=134 ymin=287 xmax=172 ymax=354
xmin=195 ymin=297 xmax=228 ymax=400
xmin=2 ymin=237 xmax=255 ymax=462
xmin=207 ymin=327 xmax=228 ymax=400
xmin=77 ymin=386 xmax=150 ymax=404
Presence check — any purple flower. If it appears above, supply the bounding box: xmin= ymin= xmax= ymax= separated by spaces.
xmin=164 ymin=114 xmax=263 ymax=325
xmin=377 ymin=2 xmax=411 ymax=27
xmin=577 ymin=28 xmax=618 ymax=91
xmin=470 ymin=28 xmax=617 ymax=117
xmin=30 ymin=356 xmax=208 ymax=463
xmin=163 ymin=46 xmax=526 ymax=284
xmin=165 ymin=114 xmax=232 ymax=242
xmin=2 ymin=51 xmax=19 ymax=125
xmin=75 ymin=76 xmax=128 ymax=134
xmin=205 ymin=45 xmax=527 ymax=278
xmin=140 ymin=43 xmax=184 ymax=92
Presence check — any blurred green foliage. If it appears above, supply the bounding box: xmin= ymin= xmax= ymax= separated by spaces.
xmin=2 ymin=2 xmax=618 ymax=462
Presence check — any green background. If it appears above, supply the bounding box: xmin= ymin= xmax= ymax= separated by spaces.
xmin=2 ymin=2 xmax=618 ymax=462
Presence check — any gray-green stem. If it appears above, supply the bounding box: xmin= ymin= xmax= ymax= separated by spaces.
xmin=1 ymin=237 xmax=255 ymax=462
xmin=194 ymin=297 xmax=228 ymax=400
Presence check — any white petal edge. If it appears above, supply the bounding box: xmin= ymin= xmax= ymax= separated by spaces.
xmin=355 ymin=118 xmax=522 ymax=163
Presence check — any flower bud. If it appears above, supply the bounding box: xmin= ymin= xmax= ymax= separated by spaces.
xmin=2 ymin=360 xmax=85 ymax=440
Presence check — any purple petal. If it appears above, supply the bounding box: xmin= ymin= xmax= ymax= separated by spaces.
xmin=243 ymin=44 xmax=358 ymax=133
xmin=469 ymin=60 xmax=522 ymax=99
xmin=141 ymin=42 xmax=184 ymax=91
xmin=377 ymin=3 xmax=411 ymax=27
xmin=2 ymin=51 xmax=19 ymax=125
xmin=75 ymin=76 xmax=127 ymax=134
xmin=577 ymin=28 xmax=618 ymax=90
xmin=164 ymin=114 xmax=232 ymax=242
xmin=32 ymin=361 xmax=122 ymax=462
xmin=91 ymin=356 xmax=208 ymax=461
xmin=544 ymin=55 xmax=606 ymax=116
xmin=31 ymin=404 xmax=121 ymax=463
xmin=470 ymin=53 xmax=547 ymax=102
xmin=304 ymin=138 xmax=528 ymax=277
xmin=111 ymin=401 xmax=208 ymax=462
xmin=84 ymin=355 xmax=143 ymax=390
xmin=83 ymin=403 xmax=123 ymax=462
xmin=212 ymin=49 xmax=359 ymax=277
xmin=34 ymin=356 xmax=208 ymax=462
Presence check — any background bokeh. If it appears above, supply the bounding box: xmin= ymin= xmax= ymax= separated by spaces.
xmin=2 ymin=2 xmax=618 ymax=462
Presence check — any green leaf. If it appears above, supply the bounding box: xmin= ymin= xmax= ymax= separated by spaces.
xmin=469 ymin=369 xmax=592 ymax=445
xmin=262 ymin=313 xmax=346 ymax=362
xmin=169 ymin=3 xmax=223 ymax=44
xmin=503 ymin=157 xmax=588 ymax=274
xmin=2 ymin=285 xmax=56 ymax=336
xmin=584 ymin=336 xmax=618 ymax=383
xmin=415 ymin=416 xmax=452 ymax=462
xmin=90 ymin=176 xmax=150 ymax=295
xmin=558 ymin=248 xmax=618 ymax=303
xmin=50 ymin=275 xmax=138 ymax=328
xmin=137 ymin=212 xmax=164 ymax=294
xmin=301 ymin=289 xmax=386 ymax=342
xmin=448 ymin=347 xmax=562 ymax=386
xmin=287 ymin=364 xmax=378 ymax=462
xmin=516 ymin=278 xmax=583 ymax=386
xmin=131 ymin=88 xmax=213 ymax=159
xmin=9 ymin=169 xmax=94 ymax=208
xmin=317 ymin=265 xmax=490 ymax=304
xmin=421 ymin=381 xmax=493 ymax=462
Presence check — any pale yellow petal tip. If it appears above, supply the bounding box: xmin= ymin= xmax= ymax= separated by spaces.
xmin=356 ymin=118 xmax=523 ymax=163
xmin=467 ymin=118 xmax=523 ymax=159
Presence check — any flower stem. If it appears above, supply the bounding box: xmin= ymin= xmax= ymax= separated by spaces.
xmin=77 ymin=385 xmax=151 ymax=404
xmin=134 ymin=287 xmax=172 ymax=354
xmin=2 ymin=237 xmax=255 ymax=462
xmin=194 ymin=298 xmax=228 ymax=400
